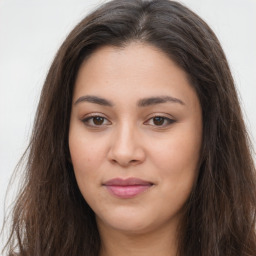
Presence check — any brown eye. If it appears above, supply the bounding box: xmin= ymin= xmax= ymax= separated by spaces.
xmin=92 ymin=116 xmax=104 ymax=125
xmin=82 ymin=115 xmax=111 ymax=127
xmin=144 ymin=115 xmax=176 ymax=127
xmin=153 ymin=117 xmax=165 ymax=126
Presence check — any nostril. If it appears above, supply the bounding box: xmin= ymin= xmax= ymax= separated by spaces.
xmin=110 ymin=158 xmax=139 ymax=167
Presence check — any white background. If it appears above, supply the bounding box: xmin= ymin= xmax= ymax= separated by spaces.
xmin=0 ymin=0 xmax=255 ymax=251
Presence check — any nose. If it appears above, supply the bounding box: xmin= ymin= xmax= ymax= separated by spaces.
xmin=107 ymin=124 xmax=146 ymax=167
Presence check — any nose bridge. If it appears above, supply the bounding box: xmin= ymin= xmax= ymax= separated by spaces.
xmin=114 ymin=121 xmax=137 ymax=154
xmin=109 ymin=120 xmax=145 ymax=166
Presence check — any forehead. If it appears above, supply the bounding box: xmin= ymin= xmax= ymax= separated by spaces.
xmin=73 ymin=42 xmax=198 ymax=108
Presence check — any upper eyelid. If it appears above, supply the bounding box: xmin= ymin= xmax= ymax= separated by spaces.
xmin=145 ymin=116 xmax=175 ymax=123
xmin=81 ymin=112 xmax=109 ymax=120
xmin=145 ymin=112 xmax=175 ymax=120
xmin=83 ymin=115 xmax=110 ymax=121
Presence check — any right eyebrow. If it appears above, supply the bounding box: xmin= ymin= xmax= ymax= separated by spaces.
xmin=74 ymin=95 xmax=114 ymax=107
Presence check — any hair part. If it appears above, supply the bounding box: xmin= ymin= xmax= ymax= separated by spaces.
xmin=3 ymin=0 xmax=256 ymax=255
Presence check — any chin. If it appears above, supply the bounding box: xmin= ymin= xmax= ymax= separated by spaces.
xmin=96 ymin=209 xmax=157 ymax=234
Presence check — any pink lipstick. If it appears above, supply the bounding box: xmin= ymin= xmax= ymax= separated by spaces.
xmin=104 ymin=178 xmax=153 ymax=199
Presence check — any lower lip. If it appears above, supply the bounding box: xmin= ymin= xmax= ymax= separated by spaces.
xmin=105 ymin=185 xmax=152 ymax=198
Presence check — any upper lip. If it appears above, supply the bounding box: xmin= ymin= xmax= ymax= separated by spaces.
xmin=104 ymin=178 xmax=153 ymax=186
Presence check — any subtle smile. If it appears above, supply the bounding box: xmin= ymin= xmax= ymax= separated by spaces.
xmin=103 ymin=178 xmax=153 ymax=199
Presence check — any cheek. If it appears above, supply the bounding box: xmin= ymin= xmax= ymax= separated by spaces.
xmin=150 ymin=125 xmax=201 ymax=197
xmin=70 ymin=142 xmax=96 ymax=169
xmin=68 ymin=130 xmax=106 ymax=187
xmin=152 ymin=133 xmax=201 ymax=174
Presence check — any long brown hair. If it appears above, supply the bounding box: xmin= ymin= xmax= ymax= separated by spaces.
xmin=3 ymin=0 xmax=256 ymax=255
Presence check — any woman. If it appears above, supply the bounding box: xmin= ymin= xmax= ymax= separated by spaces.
xmin=3 ymin=0 xmax=256 ymax=255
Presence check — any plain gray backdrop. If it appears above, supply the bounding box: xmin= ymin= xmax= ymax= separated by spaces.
xmin=1 ymin=0 xmax=255 ymax=251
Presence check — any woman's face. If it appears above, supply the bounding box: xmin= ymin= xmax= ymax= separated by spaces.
xmin=69 ymin=42 xmax=202 ymax=235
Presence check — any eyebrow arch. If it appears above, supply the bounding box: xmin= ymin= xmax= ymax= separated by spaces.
xmin=138 ymin=96 xmax=185 ymax=107
xmin=74 ymin=95 xmax=114 ymax=106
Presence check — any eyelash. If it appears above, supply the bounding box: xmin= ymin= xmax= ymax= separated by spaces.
xmin=82 ymin=115 xmax=111 ymax=127
xmin=81 ymin=114 xmax=176 ymax=128
xmin=144 ymin=115 xmax=176 ymax=127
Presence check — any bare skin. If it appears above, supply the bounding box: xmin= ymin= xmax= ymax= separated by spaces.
xmin=69 ymin=42 xmax=202 ymax=256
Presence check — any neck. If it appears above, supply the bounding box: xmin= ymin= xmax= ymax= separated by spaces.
xmin=98 ymin=221 xmax=179 ymax=256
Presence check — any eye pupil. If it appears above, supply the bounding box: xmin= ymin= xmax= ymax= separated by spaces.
xmin=93 ymin=116 xmax=104 ymax=125
xmin=153 ymin=117 xmax=164 ymax=125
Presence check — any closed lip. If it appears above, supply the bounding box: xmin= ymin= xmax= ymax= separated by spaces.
xmin=103 ymin=178 xmax=153 ymax=186
xmin=103 ymin=178 xmax=154 ymax=198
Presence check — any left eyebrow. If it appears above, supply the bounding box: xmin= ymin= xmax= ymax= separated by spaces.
xmin=137 ymin=96 xmax=185 ymax=107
